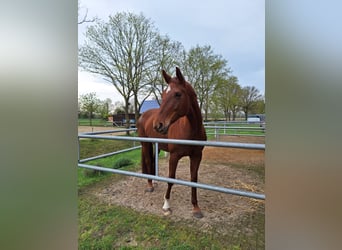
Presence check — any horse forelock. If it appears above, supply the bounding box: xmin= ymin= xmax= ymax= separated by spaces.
xmin=162 ymin=77 xmax=196 ymax=96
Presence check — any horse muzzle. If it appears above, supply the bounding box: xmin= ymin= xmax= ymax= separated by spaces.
xmin=154 ymin=122 xmax=169 ymax=134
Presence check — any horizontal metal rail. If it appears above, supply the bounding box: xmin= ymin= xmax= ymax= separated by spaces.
xmin=217 ymin=134 xmax=265 ymax=137
xmin=204 ymin=121 xmax=252 ymax=124
xmin=79 ymin=128 xmax=137 ymax=135
xmin=78 ymin=134 xmax=265 ymax=150
xmin=78 ymin=129 xmax=265 ymax=200
xmin=206 ymin=125 xmax=265 ymax=138
xmin=79 ymin=145 xmax=142 ymax=163
xmin=205 ymin=126 xmax=264 ymax=130
xmin=79 ymin=163 xmax=265 ymax=200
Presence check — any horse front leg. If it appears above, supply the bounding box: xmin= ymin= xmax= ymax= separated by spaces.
xmin=162 ymin=153 xmax=180 ymax=216
xmin=190 ymin=152 xmax=203 ymax=218
xmin=141 ymin=142 xmax=155 ymax=192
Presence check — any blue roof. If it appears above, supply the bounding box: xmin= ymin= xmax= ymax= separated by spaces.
xmin=140 ymin=100 xmax=160 ymax=113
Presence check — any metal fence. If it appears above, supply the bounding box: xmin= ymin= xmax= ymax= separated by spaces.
xmin=204 ymin=121 xmax=265 ymax=138
xmin=78 ymin=128 xmax=265 ymax=200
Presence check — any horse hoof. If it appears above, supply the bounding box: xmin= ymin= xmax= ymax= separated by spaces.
xmin=163 ymin=208 xmax=172 ymax=216
xmin=193 ymin=211 xmax=203 ymax=219
xmin=145 ymin=187 xmax=154 ymax=192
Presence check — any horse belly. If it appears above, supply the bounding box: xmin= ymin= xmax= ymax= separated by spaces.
xmin=165 ymin=119 xmax=198 ymax=155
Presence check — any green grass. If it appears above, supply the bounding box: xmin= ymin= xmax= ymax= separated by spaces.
xmin=78 ymin=118 xmax=112 ymax=126
xmin=79 ymin=195 xmax=224 ymax=249
xmin=79 ymin=192 xmax=264 ymax=249
xmin=79 ymin=138 xmax=135 ymax=159
xmin=78 ymin=138 xmax=141 ymax=188
xmin=78 ymin=150 xmax=141 ymax=188
xmin=79 ymin=189 xmax=264 ymax=248
xmin=78 ymin=136 xmax=264 ymax=249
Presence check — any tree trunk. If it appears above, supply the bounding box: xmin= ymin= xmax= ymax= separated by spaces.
xmin=244 ymin=109 xmax=248 ymax=120
xmin=134 ymin=95 xmax=139 ymax=128
xmin=204 ymin=107 xmax=208 ymax=122
xmin=224 ymin=109 xmax=228 ymax=121
xmin=124 ymin=99 xmax=130 ymax=135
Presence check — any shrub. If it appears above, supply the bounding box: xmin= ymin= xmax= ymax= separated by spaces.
xmin=113 ymin=157 xmax=133 ymax=169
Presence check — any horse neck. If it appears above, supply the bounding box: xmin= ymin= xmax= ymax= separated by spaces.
xmin=186 ymin=92 xmax=205 ymax=138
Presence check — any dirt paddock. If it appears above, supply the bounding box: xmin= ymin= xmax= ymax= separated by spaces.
xmin=87 ymin=131 xmax=265 ymax=234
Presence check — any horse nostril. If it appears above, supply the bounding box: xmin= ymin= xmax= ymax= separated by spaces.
xmin=154 ymin=122 xmax=163 ymax=132
xmin=154 ymin=121 xmax=169 ymax=134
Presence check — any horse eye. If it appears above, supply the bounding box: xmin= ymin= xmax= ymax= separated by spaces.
xmin=175 ymin=92 xmax=182 ymax=98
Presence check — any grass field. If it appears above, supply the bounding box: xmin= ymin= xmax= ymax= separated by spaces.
xmin=79 ymin=190 xmax=263 ymax=249
xmin=78 ymin=137 xmax=264 ymax=249
xmin=78 ymin=118 xmax=113 ymax=126
xmin=78 ymin=138 xmax=140 ymax=188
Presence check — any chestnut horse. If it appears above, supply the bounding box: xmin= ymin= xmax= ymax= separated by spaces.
xmin=137 ymin=67 xmax=207 ymax=218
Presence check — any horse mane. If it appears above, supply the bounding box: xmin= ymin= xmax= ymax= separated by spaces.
xmin=184 ymin=81 xmax=205 ymax=137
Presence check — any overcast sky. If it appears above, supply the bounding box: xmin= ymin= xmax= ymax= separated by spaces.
xmin=78 ymin=0 xmax=265 ymax=103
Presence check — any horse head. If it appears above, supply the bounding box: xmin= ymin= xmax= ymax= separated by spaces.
xmin=153 ymin=67 xmax=192 ymax=134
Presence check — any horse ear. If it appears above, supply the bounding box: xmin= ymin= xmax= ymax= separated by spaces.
xmin=162 ymin=70 xmax=171 ymax=84
xmin=176 ymin=67 xmax=185 ymax=83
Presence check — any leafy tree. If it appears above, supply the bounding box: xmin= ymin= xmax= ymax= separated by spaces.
xmin=78 ymin=101 xmax=81 ymax=118
xmin=183 ymin=45 xmax=231 ymax=120
xmin=226 ymin=76 xmax=242 ymax=121
xmin=79 ymin=92 xmax=101 ymax=126
xmin=240 ymin=86 xmax=262 ymax=120
xmin=252 ymin=97 xmax=265 ymax=114
xmin=213 ymin=76 xmax=241 ymax=121
xmin=79 ymin=12 xmax=160 ymax=131
xmin=98 ymin=98 xmax=113 ymax=120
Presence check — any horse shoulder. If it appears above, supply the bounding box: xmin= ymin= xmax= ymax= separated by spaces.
xmin=138 ymin=109 xmax=157 ymax=135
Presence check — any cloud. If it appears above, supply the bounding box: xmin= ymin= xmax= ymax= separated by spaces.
xmin=78 ymin=0 xmax=265 ymax=98
xmin=78 ymin=71 xmax=122 ymax=102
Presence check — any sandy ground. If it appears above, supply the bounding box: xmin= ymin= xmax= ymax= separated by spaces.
xmin=78 ymin=126 xmax=127 ymax=135
xmin=82 ymin=132 xmax=265 ymax=234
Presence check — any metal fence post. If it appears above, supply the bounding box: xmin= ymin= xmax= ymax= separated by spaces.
xmin=155 ymin=142 xmax=159 ymax=176
xmin=77 ymin=138 xmax=80 ymax=162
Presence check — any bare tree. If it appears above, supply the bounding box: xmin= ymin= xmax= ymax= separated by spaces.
xmin=78 ymin=12 xmax=160 ymax=131
xmin=78 ymin=1 xmax=96 ymax=25
xmin=240 ymin=86 xmax=262 ymax=120
xmin=142 ymin=35 xmax=185 ymax=105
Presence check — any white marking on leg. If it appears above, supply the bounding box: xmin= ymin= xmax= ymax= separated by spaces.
xmin=162 ymin=197 xmax=170 ymax=210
